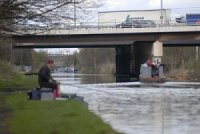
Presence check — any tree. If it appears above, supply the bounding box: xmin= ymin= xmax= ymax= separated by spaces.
xmin=0 ymin=37 xmax=12 ymax=61
xmin=31 ymin=50 xmax=48 ymax=72
xmin=0 ymin=0 xmax=102 ymax=35
xmin=12 ymin=49 xmax=32 ymax=66
xmin=78 ymin=48 xmax=115 ymax=74
xmin=73 ymin=51 xmax=79 ymax=67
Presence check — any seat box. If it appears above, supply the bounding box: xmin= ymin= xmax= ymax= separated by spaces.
xmin=40 ymin=88 xmax=53 ymax=100
xmin=28 ymin=89 xmax=41 ymax=100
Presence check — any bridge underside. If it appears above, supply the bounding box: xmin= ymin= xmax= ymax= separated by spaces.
xmin=13 ymin=40 xmax=200 ymax=49
xmin=163 ymin=40 xmax=200 ymax=47
xmin=13 ymin=41 xmax=135 ymax=48
xmin=13 ymin=31 xmax=200 ymax=48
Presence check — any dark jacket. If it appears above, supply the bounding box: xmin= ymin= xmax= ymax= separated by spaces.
xmin=38 ymin=65 xmax=53 ymax=85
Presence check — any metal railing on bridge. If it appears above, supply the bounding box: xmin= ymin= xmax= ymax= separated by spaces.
xmin=14 ymin=19 xmax=200 ymax=34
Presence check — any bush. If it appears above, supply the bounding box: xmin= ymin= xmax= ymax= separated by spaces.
xmin=0 ymin=61 xmax=16 ymax=80
xmin=190 ymin=61 xmax=200 ymax=79
xmin=99 ymin=63 xmax=115 ymax=74
xmin=167 ymin=60 xmax=200 ymax=80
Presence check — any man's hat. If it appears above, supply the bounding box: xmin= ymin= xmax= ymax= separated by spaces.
xmin=47 ymin=59 xmax=54 ymax=64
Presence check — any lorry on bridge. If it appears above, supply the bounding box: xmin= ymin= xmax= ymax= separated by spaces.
xmin=186 ymin=14 xmax=200 ymax=25
xmin=176 ymin=14 xmax=200 ymax=25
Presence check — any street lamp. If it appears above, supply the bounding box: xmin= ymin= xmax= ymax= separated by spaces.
xmin=160 ymin=0 xmax=163 ymax=25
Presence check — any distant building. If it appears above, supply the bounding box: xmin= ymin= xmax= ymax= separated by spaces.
xmin=98 ymin=9 xmax=171 ymax=26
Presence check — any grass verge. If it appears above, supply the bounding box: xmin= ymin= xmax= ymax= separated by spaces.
xmin=4 ymin=93 xmax=118 ymax=134
xmin=0 ymin=74 xmax=38 ymax=92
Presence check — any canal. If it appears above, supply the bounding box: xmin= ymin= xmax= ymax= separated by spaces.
xmin=53 ymin=73 xmax=200 ymax=134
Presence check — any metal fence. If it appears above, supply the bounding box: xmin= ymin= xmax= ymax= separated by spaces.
xmin=15 ymin=19 xmax=200 ymax=32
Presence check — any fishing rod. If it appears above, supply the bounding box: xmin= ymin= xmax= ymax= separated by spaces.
xmin=59 ymin=82 xmax=115 ymax=95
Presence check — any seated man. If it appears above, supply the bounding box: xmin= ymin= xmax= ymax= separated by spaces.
xmin=38 ymin=59 xmax=59 ymax=97
xmin=146 ymin=58 xmax=156 ymax=67
xmin=146 ymin=58 xmax=157 ymax=77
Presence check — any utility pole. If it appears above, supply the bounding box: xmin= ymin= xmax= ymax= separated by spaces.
xmin=74 ymin=0 xmax=76 ymax=26
xmin=160 ymin=0 xmax=164 ymax=26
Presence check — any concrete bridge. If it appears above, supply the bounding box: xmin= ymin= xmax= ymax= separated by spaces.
xmin=12 ymin=25 xmax=200 ymax=82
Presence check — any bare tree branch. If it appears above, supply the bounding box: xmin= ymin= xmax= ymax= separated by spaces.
xmin=0 ymin=0 xmax=102 ymax=35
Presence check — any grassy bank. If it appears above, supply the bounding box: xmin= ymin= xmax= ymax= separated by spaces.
xmin=0 ymin=74 xmax=118 ymax=134
xmin=4 ymin=93 xmax=118 ymax=134
xmin=0 ymin=74 xmax=38 ymax=92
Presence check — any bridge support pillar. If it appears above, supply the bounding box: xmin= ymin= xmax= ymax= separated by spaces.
xmin=152 ymin=41 xmax=163 ymax=63
xmin=115 ymin=46 xmax=131 ymax=82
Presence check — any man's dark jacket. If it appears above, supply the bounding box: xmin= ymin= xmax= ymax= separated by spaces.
xmin=38 ymin=65 xmax=52 ymax=86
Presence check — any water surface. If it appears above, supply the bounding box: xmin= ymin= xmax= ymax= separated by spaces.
xmin=54 ymin=73 xmax=200 ymax=134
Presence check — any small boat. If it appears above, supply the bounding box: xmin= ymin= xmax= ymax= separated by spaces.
xmin=139 ymin=64 xmax=165 ymax=83
xmin=139 ymin=75 xmax=165 ymax=83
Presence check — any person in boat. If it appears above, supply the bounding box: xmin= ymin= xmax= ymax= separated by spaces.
xmin=38 ymin=59 xmax=60 ymax=97
xmin=146 ymin=58 xmax=158 ymax=77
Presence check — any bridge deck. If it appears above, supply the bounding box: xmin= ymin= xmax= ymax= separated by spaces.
xmin=19 ymin=25 xmax=200 ymax=35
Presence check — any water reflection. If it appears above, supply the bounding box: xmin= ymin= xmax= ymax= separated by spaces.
xmin=54 ymin=73 xmax=200 ymax=134
xmin=53 ymin=73 xmax=115 ymax=84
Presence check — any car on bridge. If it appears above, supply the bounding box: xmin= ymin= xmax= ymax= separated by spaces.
xmin=116 ymin=20 xmax=157 ymax=28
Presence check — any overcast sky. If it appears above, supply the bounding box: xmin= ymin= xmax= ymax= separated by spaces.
xmin=100 ymin=0 xmax=200 ymax=13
